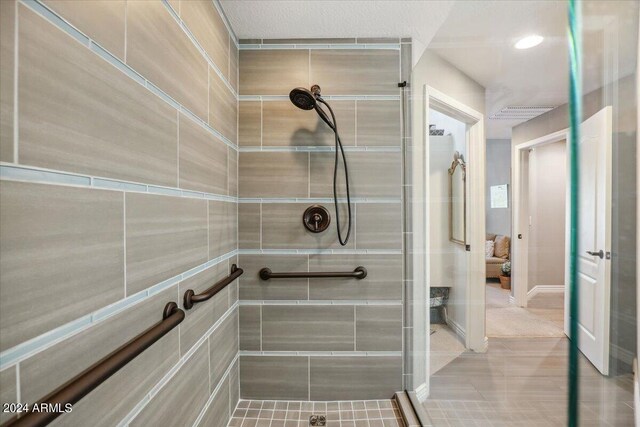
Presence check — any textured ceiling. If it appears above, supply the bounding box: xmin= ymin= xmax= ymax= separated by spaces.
xmin=429 ymin=0 xmax=638 ymax=138
xmin=221 ymin=1 xmax=638 ymax=139
xmin=219 ymin=0 xmax=455 ymax=57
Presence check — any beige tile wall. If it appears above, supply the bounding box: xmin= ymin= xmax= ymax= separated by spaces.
xmin=0 ymin=0 xmax=239 ymax=424
xmin=237 ymin=42 xmax=406 ymax=400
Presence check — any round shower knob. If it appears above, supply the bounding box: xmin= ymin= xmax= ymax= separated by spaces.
xmin=303 ymin=205 xmax=331 ymax=233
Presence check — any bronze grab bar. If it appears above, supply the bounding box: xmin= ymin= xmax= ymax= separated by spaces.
xmin=259 ymin=266 xmax=367 ymax=280
xmin=183 ymin=264 xmax=243 ymax=310
xmin=2 ymin=303 xmax=185 ymax=427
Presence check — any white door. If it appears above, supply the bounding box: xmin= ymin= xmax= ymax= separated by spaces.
xmin=567 ymin=106 xmax=612 ymax=375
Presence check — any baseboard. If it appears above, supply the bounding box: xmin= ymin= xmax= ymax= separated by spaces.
xmin=611 ymin=343 xmax=636 ymax=367
xmin=414 ymin=382 xmax=429 ymax=402
xmin=527 ymin=285 xmax=564 ymax=299
xmin=446 ymin=318 xmax=466 ymax=341
xmin=634 ymin=359 xmax=639 ymax=427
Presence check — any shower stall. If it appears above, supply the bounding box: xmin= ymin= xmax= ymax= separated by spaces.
xmin=0 ymin=1 xmax=416 ymax=426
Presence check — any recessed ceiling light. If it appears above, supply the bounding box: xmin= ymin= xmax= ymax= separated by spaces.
xmin=515 ymin=35 xmax=544 ymax=49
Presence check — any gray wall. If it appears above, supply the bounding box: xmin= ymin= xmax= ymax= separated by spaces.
xmin=527 ymin=141 xmax=567 ymax=290
xmin=485 ymin=139 xmax=511 ymax=237
xmin=513 ymin=74 xmax=637 ymax=374
xmin=236 ymin=38 xmax=408 ymax=400
xmin=0 ymin=1 xmax=239 ymax=425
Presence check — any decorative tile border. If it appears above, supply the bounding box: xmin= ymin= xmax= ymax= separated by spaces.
xmin=0 ymin=164 xmax=238 ymax=203
xmin=238 ymin=249 xmax=402 ymax=255
xmin=161 ymin=0 xmax=237 ymax=97
xmin=238 ymin=197 xmax=401 ymax=204
xmin=0 ymin=250 xmax=238 ymax=369
xmin=238 ymin=44 xmax=401 ymax=51
xmin=239 ymin=95 xmax=401 ymax=101
xmin=239 ymin=351 xmax=402 ymax=357
xmin=238 ymin=146 xmax=401 ymax=153
xmin=239 ymin=300 xmax=402 ymax=306
xmin=118 ymin=303 xmax=240 ymax=427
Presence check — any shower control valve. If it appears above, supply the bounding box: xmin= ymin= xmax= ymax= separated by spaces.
xmin=303 ymin=205 xmax=331 ymax=233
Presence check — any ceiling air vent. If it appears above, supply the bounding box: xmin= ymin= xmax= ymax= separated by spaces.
xmin=489 ymin=106 xmax=555 ymax=121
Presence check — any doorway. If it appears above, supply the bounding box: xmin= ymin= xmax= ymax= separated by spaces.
xmin=485 ymin=138 xmax=567 ymax=338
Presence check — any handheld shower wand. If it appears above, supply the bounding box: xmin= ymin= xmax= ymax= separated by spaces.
xmin=289 ymin=85 xmax=352 ymax=246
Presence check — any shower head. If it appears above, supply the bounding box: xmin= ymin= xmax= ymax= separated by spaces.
xmin=289 ymin=85 xmax=321 ymax=110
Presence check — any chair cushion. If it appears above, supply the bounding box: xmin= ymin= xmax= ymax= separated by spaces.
xmin=494 ymin=235 xmax=510 ymax=259
xmin=486 ymin=233 xmax=497 ymax=241
xmin=486 ymin=256 xmax=506 ymax=264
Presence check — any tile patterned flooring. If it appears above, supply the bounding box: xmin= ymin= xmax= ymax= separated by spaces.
xmin=229 ymin=399 xmax=406 ymax=427
xmin=424 ymin=337 xmax=635 ymax=426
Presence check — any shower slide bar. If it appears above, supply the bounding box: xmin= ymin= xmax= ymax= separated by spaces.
xmin=259 ymin=266 xmax=367 ymax=280
xmin=183 ymin=264 xmax=244 ymax=309
xmin=2 ymin=303 xmax=185 ymax=427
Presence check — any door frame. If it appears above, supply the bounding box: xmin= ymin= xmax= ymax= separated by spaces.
xmin=423 ymin=85 xmax=487 ymax=353
xmin=512 ymin=128 xmax=570 ymax=324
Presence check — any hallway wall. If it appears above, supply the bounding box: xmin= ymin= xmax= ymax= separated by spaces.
xmin=485 ymin=139 xmax=511 ymax=237
xmin=0 ymin=1 xmax=239 ymax=425
xmin=513 ymin=74 xmax=637 ymax=374
xmin=236 ymin=38 xmax=410 ymax=400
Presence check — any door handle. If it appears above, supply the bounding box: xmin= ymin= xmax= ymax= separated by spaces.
xmin=586 ymin=250 xmax=604 ymax=259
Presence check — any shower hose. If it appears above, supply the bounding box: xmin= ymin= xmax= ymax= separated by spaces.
xmin=315 ymin=98 xmax=352 ymax=246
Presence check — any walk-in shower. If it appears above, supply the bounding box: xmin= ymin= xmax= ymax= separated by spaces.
xmin=289 ymin=85 xmax=352 ymax=246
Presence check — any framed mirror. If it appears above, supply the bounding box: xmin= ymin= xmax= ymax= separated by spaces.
xmin=448 ymin=151 xmax=466 ymax=245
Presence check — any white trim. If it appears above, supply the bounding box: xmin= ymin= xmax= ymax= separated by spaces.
xmin=414 ymin=383 xmax=429 ymax=402
xmin=423 ymin=85 xmax=486 ymax=353
xmin=527 ymin=285 xmax=565 ymax=299
xmin=446 ymin=318 xmax=466 ymax=342
xmin=512 ymin=129 xmax=569 ymax=309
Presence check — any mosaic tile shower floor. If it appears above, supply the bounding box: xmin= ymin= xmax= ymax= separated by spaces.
xmin=229 ymin=399 xmax=406 ymax=427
